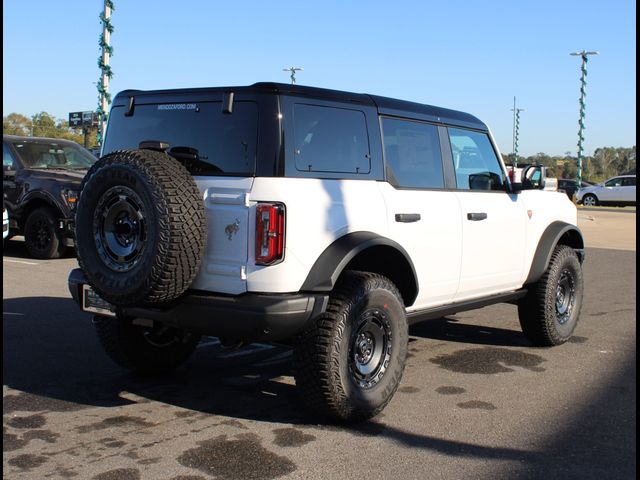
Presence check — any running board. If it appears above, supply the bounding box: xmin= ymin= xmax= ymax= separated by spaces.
xmin=406 ymin=290 xmax=527 ymax=325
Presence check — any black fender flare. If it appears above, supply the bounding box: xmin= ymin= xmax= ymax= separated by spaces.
xmin=20 ymin=191 xmax=65 ymax=224
xmin=300 ymin=231 xmax=419 ymax=304
xmin=525 ymin=221 xmax=585 ymax=285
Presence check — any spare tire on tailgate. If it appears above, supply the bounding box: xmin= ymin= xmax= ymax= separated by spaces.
xmin=75 ymin=149 xmax=207 ymax=306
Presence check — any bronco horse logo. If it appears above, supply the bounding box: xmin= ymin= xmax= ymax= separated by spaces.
xmin=225 ymin=219 xmax=240 ymax=240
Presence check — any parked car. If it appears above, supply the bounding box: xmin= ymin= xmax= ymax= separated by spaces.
xmin=68 ymin=82 xmax=584 ymax=422
xmin=576 ymin=175 xmax=636 ymax=207
xmin=3 ymin=135 xmax=98 ymax=258
xmin=558 ymin=179 xmax=595 ymax=200
xmin=2 ymin=204 xmax=8 ymax=243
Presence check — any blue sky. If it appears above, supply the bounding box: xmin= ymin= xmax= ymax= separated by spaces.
xmin=3 ymin=0 xmax=636 ymax=157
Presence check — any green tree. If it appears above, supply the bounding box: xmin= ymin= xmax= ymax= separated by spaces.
xmin=3 ymin=111 xmax=99 ymax=148
xmin=3 ymin=113 xmax=32 ymax=135
xmin=30 ymin=111 xmax=60 ymax=138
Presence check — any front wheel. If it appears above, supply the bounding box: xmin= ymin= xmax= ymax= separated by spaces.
xmin=94 ymin=315 xmax=200 ymax=374
xmin=294 ymin=272 xmax=408 ymax=422
xmin=582 ymin=194 xmax=598 ymax=207
xmin=24 ymin=207 xmax=66 ymax=259
xmin=518 ymin=245 xmax=584 ymax=346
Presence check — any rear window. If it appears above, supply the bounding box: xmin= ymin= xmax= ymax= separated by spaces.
xmin=103 ymin=101 xmax=258 ymax=176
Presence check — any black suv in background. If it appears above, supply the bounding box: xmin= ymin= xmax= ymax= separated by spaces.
xmin=557 ymin=178 xmax=595 ymax=200
xmin=3 ymin=135 xmax=97 ymax=258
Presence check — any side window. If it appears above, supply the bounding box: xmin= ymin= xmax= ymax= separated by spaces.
xmin=3 ymin=143 xmax=17 ymax=169
xmin=622 ymin=177 xmax=636 ymax=187
xmin=293 ymin=104 xmax=370 ymax=174
xmin=605 ymin=177 xmax=623 ymax=187
xmin=448 ymin=128 xmax=506 ymax=191
xmin=381 ymin=117 xmax=444 ymax=189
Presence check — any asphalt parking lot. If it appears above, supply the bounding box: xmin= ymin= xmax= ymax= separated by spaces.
xmin=3 ymin=209 xmax=636 ymax=479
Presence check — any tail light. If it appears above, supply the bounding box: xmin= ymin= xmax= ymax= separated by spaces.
xmin=255 ymin=203 xmax=285 ymax=265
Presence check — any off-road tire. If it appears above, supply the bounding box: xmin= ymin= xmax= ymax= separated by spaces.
xmin=294 ymin=271 xmax=408 ymax=422
xmin=75 ymin=149 xmax=206 ymax=306
xmin=24 ymin=207 xmax=66 ymax=259
xmin=518 ymin=245 xmax=584 ymax=346
xmin=94 ymin=315 xmax=200 ymax=375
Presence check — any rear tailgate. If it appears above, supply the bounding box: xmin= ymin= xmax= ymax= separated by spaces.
xmin=191 ymin=177 xmax=254 ymax=294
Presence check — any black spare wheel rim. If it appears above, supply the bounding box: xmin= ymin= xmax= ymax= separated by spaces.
xmin=94 ymin=186 xmax=147 ymax=272
xmin=349 ymin=308 xmax=392 ymax=389
xmin=555 ymin=269 xmax=575 ymax=325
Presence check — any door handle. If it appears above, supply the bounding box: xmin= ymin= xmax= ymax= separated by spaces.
xmin=467 ymin=212 xmax=488 ymax=221
xmin=395 ymin=213 xmax=421 ymax=223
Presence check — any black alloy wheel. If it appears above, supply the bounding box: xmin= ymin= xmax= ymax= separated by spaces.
xmin=24 ymin=207 xmax=66 ymax=259
xmin=348 ymin=309 xmax=393 ymax=390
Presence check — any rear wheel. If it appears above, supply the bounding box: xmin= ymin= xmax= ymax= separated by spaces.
xmin=518 ymin=245 xmax=584 ymax=346
xmin=582 ymin=194 xmax=598 ymax=207
xmin=24 ymin=207 xmax=66 ymax=259
xmin=294 ymin=272 xmax=408 ymax=422
xmin=94 ymin=315 xmax=200 ymax=375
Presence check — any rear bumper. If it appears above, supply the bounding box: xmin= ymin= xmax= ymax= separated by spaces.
xmin=68 ymin=268 xmax=328 ymax=342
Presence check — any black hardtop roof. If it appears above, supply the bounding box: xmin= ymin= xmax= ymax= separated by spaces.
xmin=113 ymin=82 xmax=487 ymax=130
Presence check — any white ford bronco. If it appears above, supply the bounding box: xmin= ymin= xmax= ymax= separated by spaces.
xmin=68 ymin=82 xmax=584 ymax=422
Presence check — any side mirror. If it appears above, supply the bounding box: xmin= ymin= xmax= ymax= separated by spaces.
xmin=511 ymin=165 xmax=546 ymax=192
xmin=468 ymin=171 xmax=503 ymax=191
xmin=3 ymin=164 xmax=15 ymax=177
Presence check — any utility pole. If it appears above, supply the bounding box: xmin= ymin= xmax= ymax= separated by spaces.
xmin=282 ymin=67 xmax=303 ymax=85
xmin=510 ymin=97 xmax=524 ymax=168
xmin=570 ymin=50 xmax=599 ymax=188
xmin=97 ymin=0 xmax=115 ymax=147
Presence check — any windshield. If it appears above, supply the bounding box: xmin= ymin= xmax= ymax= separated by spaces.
xmin=103 ymin=101 xmax=258 ymax=176
xmin=11 ymin=141 xmax=97 ymax=170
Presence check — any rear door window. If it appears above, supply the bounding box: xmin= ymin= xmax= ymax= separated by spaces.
xmin=104 ymin=101 xmax=258 ymax=176
xmin=381 ymin=117 xmax=444 ymax=189
xmin=292 ymin=104 xmax=370 ymax=174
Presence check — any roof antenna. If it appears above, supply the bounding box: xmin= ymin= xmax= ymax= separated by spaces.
xmin=282 ymin=67 xmax=303 ymax=85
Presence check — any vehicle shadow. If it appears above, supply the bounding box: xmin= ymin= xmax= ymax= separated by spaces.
xmin=3 ymin=296 xmax=635 ymax=476
xmin=3 ymin=237 xmax=77 ymax=260
xmin=3 ymin=296 xmax=531 ymax=425
xmin=2 ymin=296 xmax=307 ymax=422
xmin=409 ymin=316 xmax=531 ymax=347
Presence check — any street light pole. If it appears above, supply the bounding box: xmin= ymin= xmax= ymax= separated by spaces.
xmin=282 ymin=67 xmax=303 ymax=85
xmin=570 ymin=50 xmax=599 ymax=188
xmin=510 ymin=97 xmax=524 ymax=168
xmin=97 ymin=0 xmax=115 ymax=148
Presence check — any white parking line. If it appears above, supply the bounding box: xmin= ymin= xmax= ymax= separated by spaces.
xmin=3 ymin=258 xmax=39 ymax=265
xmin=3 ymin=312 xmax=25 ymax=316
